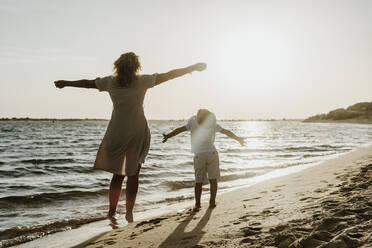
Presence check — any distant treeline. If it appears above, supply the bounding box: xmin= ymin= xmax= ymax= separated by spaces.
xmin=304 ymin=102 xmax=372 ymax=122
xmin=0 ymin=118 xmax=109 ymax=122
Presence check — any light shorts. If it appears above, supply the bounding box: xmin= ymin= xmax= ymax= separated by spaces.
xmin=193 ymin=151 xmax=220 ymax=183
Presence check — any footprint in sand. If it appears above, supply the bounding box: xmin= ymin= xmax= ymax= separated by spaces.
xmin=243 ymin=196 xmax=261 ymax=201
xmin=240 ymin=226 xmax=262 ymax=236
xmin=299 ymin=196 xmax=319 ymax=202
xmin=135 ymin=217 xmax=167 ymax=228
xmin=143 ymin=226 xmax=154 ymax=232
xmin=261 ymin=209 xmax=273 ymax=215
xmin=314 ymin=188 xmax=328 ymax=193
xmin=103 ymin=239 xmax=116 ymax=245
xmin=240 ymin=237 xmax=255 ymax=244
xmin=250 ymin=222 xmax=261 ymax=226
xmin=275 ymin=184 xmax=286 ymax=188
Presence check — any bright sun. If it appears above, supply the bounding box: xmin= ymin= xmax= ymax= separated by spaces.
xmin=212 ymin=28 xmax=294 ymax=88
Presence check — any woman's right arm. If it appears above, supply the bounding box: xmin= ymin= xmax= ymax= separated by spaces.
xmin=54 ymin=79 xmax=97 ymax=89
xmin=155 ymin=63 xmax=207 ymax=86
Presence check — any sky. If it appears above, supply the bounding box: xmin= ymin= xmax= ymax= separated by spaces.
xmin=0 ymin=0 xmax=371 ymax=120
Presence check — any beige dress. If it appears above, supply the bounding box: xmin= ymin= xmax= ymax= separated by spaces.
xmin=93 ymin=74 xmax=157 ymax=176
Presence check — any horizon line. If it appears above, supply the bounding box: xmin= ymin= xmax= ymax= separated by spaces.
xmin=0 ymin=117 xmax=304 ymax=122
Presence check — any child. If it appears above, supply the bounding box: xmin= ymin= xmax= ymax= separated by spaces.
xmin=163 ymin=109 xmax=244 ymax=210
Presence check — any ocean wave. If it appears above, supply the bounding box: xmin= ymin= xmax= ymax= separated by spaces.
xmin=19 ymin=158 xmax=75 ymax=165
xmin=0 ymin=165 xmax=89 ymax=178
xmin=0 ymin=215 xmax=106 ymax=248
xmin=0 ymin=169 xmax=39 ymax=178
xmin=223 ymin=148 xmax=282 ymax=153
xmin=152 ymin=195 xmax=194 ymax=205
xmin=42 ymin=165 xmax=94 ymax=174
xmin=161 ymin=172 xmax=258 ymax=190
xmin=275 ymin=154 xmax=297 ymax=158
xmin=257 ymin=160 xmax=314 ymax=170
xmin=0 ymin=189 xmax=108 ymax=206
xmin=286 ymin=146 xmax=338 ymax=152
xmin=223 ymin=145 xmax=347 ymax=154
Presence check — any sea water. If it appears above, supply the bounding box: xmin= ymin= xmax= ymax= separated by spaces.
xmin=1 ymin=120 xmax=371 ymax=247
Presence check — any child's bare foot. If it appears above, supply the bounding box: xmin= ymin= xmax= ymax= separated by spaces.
xmin=193 ymin=205 xmax=201 ymax=212
xmin=125 ymin=212 xmax=134 ymax=223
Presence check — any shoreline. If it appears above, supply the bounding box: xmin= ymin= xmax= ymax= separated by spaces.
xmin=82 ymin=145 xmax=372 ymax=248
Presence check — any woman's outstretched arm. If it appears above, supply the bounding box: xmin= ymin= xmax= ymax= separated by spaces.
xmin=54 ymin=79 xmax=97 ymax=89
xmin=155 ymin=63 xmax=207 ymax=86
xmin=162 ymin=126 xmax=188 ymax=143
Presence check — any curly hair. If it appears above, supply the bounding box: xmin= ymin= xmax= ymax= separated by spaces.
xmin=113 ymin=52 xmax=141 ymax=87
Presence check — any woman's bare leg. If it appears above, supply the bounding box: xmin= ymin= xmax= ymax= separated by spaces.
xmin=108 ymin=174 xmax=125 ymax=217
xmin=125 ymin=164 xmax=141 ymax=223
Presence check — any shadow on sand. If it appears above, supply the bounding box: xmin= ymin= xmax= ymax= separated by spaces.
xmin=158 ymin=208 xmax=214 ymax=248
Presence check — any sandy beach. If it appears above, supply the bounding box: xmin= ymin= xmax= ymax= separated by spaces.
xmin=77 ymin=146 xmax=372 ymax=248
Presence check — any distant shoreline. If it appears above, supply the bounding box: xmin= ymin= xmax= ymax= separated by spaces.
xmin=0 ymin=118 xmax=109 ymax=122
xmin=2 ymin=118 xmax=371 ymax=124
xmin=0 ymin=118 xmax=304 ymax=122
xmin=303 ymin=118 xmax=372 ymax=125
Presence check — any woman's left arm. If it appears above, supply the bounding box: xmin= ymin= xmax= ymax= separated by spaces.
xmin=154 ymin=63 xmax=207 ymax=86
xmin=54 ymin=79 xmax=97 ymax=89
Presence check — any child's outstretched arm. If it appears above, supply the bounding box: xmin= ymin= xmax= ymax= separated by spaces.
xmin=162 ymin=126 xmax=187 ymax=143
xmin=220 ymin=128 xmax=245 ymax=146
xmin=155 ymin=63 xmax=207 ymax=86
xmin=54 ymin=79 xmax=97 ymax=89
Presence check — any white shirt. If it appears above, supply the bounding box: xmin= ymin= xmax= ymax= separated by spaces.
xmin=185 ymin=116 xmax=222 ymax=154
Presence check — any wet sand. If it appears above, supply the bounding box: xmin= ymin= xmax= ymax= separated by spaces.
xmin=81 ymin=146 xmax=372 ymax=248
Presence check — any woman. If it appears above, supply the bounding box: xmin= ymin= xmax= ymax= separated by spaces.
xmin=54 ymin=52 xmax=207 ymax=222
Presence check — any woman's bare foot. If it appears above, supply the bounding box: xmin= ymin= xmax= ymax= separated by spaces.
xmin=108 ymin=208 xmax=116 ymax=218
xmin=125 ymin=212 xmax=134 ymax=223
xmin=109 ymin=215 xmax=120 ymax=229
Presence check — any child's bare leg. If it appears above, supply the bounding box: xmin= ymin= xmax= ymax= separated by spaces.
xmin=194 ymin=183 xmax=202 ymax=209
xmin=108 ymin=174 xmax=125 ymax=217
xmin=209 ymin=179 xmax=217 ymax=207
xmin=125 ymin=165 xmax=141 ymax=223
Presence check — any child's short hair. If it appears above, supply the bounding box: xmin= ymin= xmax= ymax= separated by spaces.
xmin=197 ymin=109 xmax=216 ymax=128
